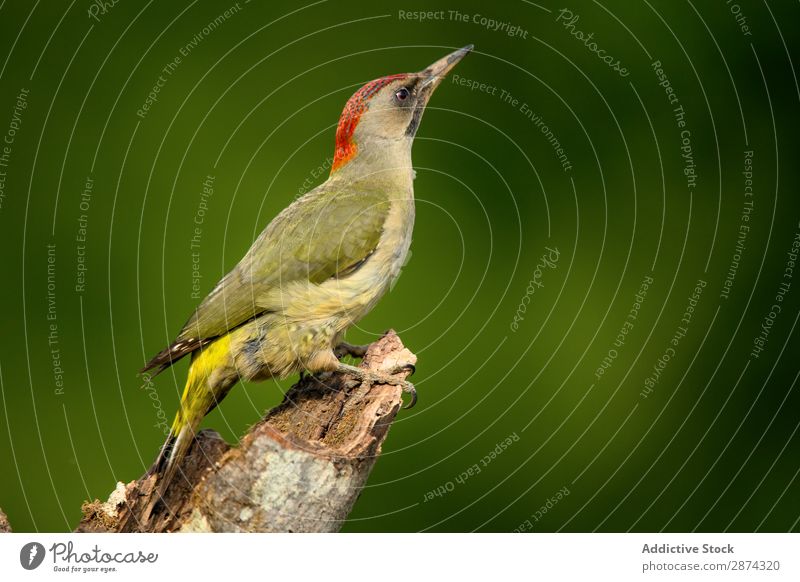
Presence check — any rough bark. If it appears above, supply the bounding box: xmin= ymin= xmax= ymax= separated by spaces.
xmin=76 ymin=330 xmax=416 ymax=533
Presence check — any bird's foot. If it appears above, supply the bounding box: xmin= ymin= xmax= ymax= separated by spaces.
xmin=334 ymin=341 xmax=371 ymax=360
xmin=335 ymin=362 xmax=417 ymax=409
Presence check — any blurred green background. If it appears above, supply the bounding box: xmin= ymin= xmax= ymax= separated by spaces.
xmin=1 ymin=0 xmax=798 ymax=532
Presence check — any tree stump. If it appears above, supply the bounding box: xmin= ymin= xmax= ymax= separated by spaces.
xmin=76 ymin=330 xmax=416 ymax=533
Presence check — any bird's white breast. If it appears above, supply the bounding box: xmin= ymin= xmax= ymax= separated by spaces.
xmin=326 ymin=193 xmax=415 ymax=325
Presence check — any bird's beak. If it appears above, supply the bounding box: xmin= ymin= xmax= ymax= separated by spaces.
xmin=417 ymin=44 xmax=473 ymax=96
xmin=404 ymin=45 xmax=472 ymax=137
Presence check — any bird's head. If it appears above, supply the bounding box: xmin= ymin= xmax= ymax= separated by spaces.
xmin=330 ymin=45 xmax=473 ymax=174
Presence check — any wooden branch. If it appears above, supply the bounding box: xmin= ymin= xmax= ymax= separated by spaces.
xmin=76 ymin=330 xmax=416 ymax=533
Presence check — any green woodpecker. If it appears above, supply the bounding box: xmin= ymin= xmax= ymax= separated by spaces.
xmin=141 ymin=45 xmax=472 ymax=496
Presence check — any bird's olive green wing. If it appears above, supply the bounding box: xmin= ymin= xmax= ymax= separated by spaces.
xmin=140 ymin=184 xmax=392 ymax=375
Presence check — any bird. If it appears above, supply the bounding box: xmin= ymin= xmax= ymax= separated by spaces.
xmin=141 ymin=45 xmax=473 ymax=500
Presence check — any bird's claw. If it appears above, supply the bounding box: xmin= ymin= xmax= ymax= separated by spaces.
xmin=389 ymin=363 xmax=416 ymax=377
xmin=401 ymin=381 xmax=417 ymax=409
xmin=388 ymin=363 xmax=416 ymax=408
xmin=334 ymin=362 xmax=418 ymax=409
xmin=334 ymin=342 xmax=370 ymax=360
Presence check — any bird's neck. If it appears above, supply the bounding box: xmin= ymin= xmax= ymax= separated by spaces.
xmin=330 ymin=136 xmax=414 ymax=190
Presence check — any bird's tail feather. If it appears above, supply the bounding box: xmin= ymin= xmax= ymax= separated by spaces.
xmin=148 ymin=431 xmax=176 ymax=478
xmin=140 ymin=418 xmax=198 ymax=525
xmin=140 ymin=391 xmax=207 ymax=525
xmin=152 ymin=421 xmax=196 ymax=498
xmin=142 ymin=338 xmax=232 ymax=523
xmin=140 ymin=336 xmax=208 ymax=377
xmin=151 ymin=368 xmax=211 ymax=490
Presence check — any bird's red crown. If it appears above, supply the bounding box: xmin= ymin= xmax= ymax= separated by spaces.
xmin=331 ymin=73 xmax=408 ymax=173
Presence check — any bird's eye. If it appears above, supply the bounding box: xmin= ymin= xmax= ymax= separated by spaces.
xmin=394 ymin=87 xmax=410 ymax=102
